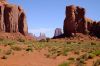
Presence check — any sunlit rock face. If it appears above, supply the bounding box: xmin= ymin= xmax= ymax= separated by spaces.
xmin=0 ymin=1 xmax=28 ymax=35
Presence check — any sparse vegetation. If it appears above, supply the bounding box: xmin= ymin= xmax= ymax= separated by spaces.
xmin=26 ymin=47 xmax=33 ymax=52
xmin=93 ymin=59 xmax=100 ymax=66
xmin=11 ymin=45 xmax=22 ymax=51
xmin=0 ymin=38 xmax=100 ymax=66
xmin=5 ymin=49 xmax=12 ymax=55
xmin=58 ymin=62 xmax=69 ymax=66
xmin=39 ymin=39 xmax=46 ymax=42
xmin=68 ymin=57 xmax=75 ymax=61
xmin=91 ymin=42 xmax=96 ymax=45
xmin=17 ymin=38 xmax=25 ymax=42
xmin=92 ymin=50 xmax=100 ymax=56
xmin=1 ymin=55 xmax=7 ymax=59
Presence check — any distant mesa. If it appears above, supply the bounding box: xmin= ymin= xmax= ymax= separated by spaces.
xmin=53 ymin=28 xmax=63 ymax=38
xmin=53 ymin=5 xmax=100 ymax=38
xmin=34 ymin=33 xmax=47 ymax=40
xmin=0 ymin=0 xmax=28 ymax=35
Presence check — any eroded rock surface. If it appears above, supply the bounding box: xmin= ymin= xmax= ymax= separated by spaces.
xmin=0 ymin=1 xmax=28 ymax=35
xmin=63 ymin=5 xmax=93 ymax=37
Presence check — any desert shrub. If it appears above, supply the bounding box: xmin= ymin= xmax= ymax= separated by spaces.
xmin=92 ymin=50 xmax=100 ymax=56
xmin=1 ymin=55 xmax=7 ymax=59
xmin=39 ymin=39 xmax=46 ymax=42
xmin=68 ymin=57 xmax=75 ymax=61
xmin=74 ymin=51 xmax=80 ymax=55
xmin=0 ymin=39 xmax=15 ymax=46
xmin=17 ymin=38 xmax=25 ymax=42
xmin=7 ymin=41 xmax=15 ymax=46
xmin=88 ymin=53 xmax=95 ymax=59
xmin=46 ymin=38 xmax=50 ymax=42
xmin=78 ymin=42 xmax=81 ymax=44
xmin=26 ymin=47 xmax=33 ymax=52
xmin=0 ymin=49 xmax=1 ymax=52
xmin=91 ymin=42 xmax=96 ymax=45
xmin=58 ymin=62 xmax=69 ymax=66
xmin=0 ymin=38 xmax=3 ymax=41
xmin=76 ymin=58 xmax=86 ymax=66
xmin=5 ymin=49 xmax=12 ymax=55
xmin=67 ymin=42 xmax=71 ymax=44
xmin=80 ymin=54 xmax=89 ymax=60
xmin=62 ymin=50 xmax=68 ymax=56
xmin=11 ymin=46 xmax=22 ymax=51
xmin=93 ymin=59 xmax=100 ymax=66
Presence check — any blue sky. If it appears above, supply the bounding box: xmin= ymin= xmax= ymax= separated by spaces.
xmin=8 ymin=0 xmax=100 ymax=37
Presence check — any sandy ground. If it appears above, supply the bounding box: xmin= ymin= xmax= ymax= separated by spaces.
xmin=0 ymin=49 xmax=99 ymax=66
xmin=0 ymin=45 xmax=99 ymax=66
xmin=0 ymin=49 xmax=68 ymax=66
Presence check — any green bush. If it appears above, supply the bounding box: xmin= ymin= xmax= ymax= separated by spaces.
xmin=88 ymin=53 xmax=95 ymax=59
xmin=62 ymin=49 xmax=68 ymax=56
xmin=91 ymin=42 xmax=96 ymax=45
xmin=11 ymin=46 xmax=22 ymax=51
xmin=67 ymin=42 xmax=71 ymax=44
xmin=17 ymin=38 xmax=25 ymax=42
xmin=58 ymin=62 xmax=69 ymax=66
xmin=92 ymin=50 xmax=100 ymax=56
xmin=68 ymin=57 xmax=75 ymax=61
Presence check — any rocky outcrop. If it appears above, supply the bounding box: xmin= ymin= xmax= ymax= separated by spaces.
xmin=4 ymin=4 xmax=18 ymax=32
xmin=85 ymin=18 xmax=93 ymax=31
xmin=89 ymin=21 xmax=100 ymax=38
xmin=0 ymin=1 xmax=28 ymax=35
xmin=63 ymin=5 xmax=100 ymax=38
xmin=64 ymin=5 xmax=76 ymax=36
xmin=63 ymin=5 xmax=93 ymax=37
xmin=18 ymin=6 xmax=28 ymax=35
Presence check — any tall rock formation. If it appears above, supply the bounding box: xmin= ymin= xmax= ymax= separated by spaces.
xmin=0 ymin=1 xmax=28 ymax=35
xmin=64 ymin=5 xmax=76 ymax=36
xmin=63 ymin=5 xmax=90 ymax=37
xmin=63 ymin=5 xmax=100 ymax=38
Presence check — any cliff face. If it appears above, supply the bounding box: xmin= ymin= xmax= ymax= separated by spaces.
xmin=63 ymin=5 xmax=86 ymax=36
xmin=63 ymin=5 xmax=100 ymax=38
xmin=0 ymin=2 xmax=28 ymax=35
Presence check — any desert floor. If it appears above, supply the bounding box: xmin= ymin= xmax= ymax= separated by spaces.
xmin=0 ymin=38 xmax=100 ymax=66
